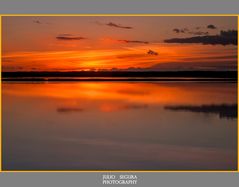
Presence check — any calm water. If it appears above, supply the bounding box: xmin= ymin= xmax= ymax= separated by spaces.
xmin=2 ymin=81 xmax=237 ymax=170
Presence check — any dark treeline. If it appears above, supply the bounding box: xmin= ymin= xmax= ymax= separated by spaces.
xmin=2 ymin=71 xmax=238 ymax=78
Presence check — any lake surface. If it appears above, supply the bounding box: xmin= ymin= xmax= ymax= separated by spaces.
xmin=2 ymin=81 xmax=237 ymax=170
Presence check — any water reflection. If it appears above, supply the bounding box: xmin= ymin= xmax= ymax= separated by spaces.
xmin=164 ymin=104 xmax=237 ymax=119
xmin=2 ymin=82 xmax=237 ymax=170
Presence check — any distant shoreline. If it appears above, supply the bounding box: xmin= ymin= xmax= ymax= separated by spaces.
xmin=2 ymin=78 xmax=237 ymax=82
xmin=2 ymin=71 xmax=237 ymax=77
xmin=2 ymin=71 xmax=237 ymax=82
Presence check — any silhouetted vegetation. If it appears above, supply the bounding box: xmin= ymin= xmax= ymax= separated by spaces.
xmin=2 ymin=71 xmax=237 ymax=78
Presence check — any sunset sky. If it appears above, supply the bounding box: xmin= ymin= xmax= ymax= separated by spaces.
xmin=2 ymin=16 xmax=237 ymax=71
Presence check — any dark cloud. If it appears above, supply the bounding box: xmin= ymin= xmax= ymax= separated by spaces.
xmin=207 ymin=24 xmax=217 ymax=29
xmin=173 ymin=27 xmax=209 ymax=35
xmin=173 ymin=28 xmax=180 ymax=33
xmin=173 ymin=28 xmax=188 ymax=33
xmin=57 ymin=107 xmax=84 ymax=113
xmin=164 ymin=30 xmax=237 ymax=45
xmin=164 ymin=104 xmax=237 ymax=119
xmin=106 ymin=22 xmax=133 ymax=29
xmin=147 ymin=50 xmax=158 ymax=55
xmin=33 ymin=20 xmax=42 ymax=24
xmin=56 ymin=34 xmax=87 ymax=40
xmin=118 ymin=40 xmax=149 ymax=44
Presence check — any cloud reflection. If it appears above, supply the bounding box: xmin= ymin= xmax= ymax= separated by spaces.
xmin=57 ymin=107 xmax=84 ymax=113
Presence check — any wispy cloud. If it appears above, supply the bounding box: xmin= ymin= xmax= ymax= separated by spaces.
xmin=95 ymin=21 xmax=133 ymax=29
xmin=56 ymin=34 xmax=87 ymax=40
xmin=188 ymin=31 xmax=209 ymax=35
xmin=118 ymin=40 xmax=149 ymax=44
xmin=33 ymin=20 xmax=51 ymax=25
xmin=173 ymin=27 xmax=209 ymax=36
xmin=106 ymin=22 xmax=133 ymax=29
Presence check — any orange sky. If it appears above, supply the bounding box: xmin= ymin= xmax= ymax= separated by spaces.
xmin=2 ymin=16 xmax=237 ymax=71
